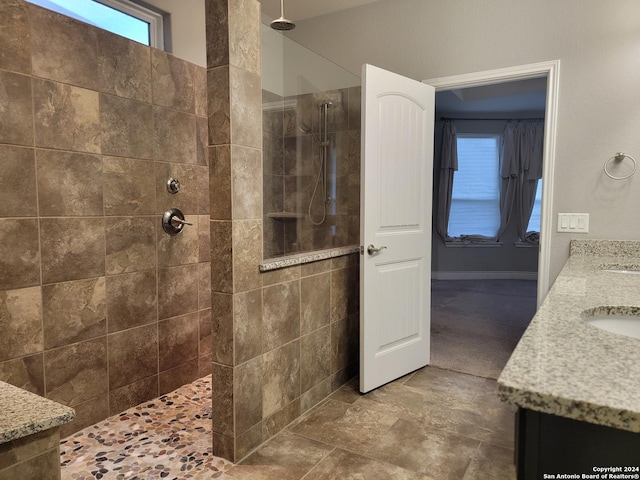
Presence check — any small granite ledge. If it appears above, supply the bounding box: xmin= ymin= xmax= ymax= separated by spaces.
xmin=498 ymin=239 xmax=640 ymax=434
xmin=0 ymin=380 xmax=75 ymax=444
xmin=260 ymin=245 xmax=361 ymax=272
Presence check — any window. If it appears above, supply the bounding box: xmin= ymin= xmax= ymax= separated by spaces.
xmin=448 ymin=135 xmax=501 ymax=238
xmin=27 ymin=0 xmax=165 ymax=48
xmin=526 ymin=179 xmax=543 ymax=232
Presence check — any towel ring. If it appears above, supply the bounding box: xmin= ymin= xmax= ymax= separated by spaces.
xmin=603 ymin=152 xmax=637 ymax=180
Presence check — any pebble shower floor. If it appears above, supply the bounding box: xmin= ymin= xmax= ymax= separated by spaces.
xmin=60 ymin=375 xmax=234 ymax=479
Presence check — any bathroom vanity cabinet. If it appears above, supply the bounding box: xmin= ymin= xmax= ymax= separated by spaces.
xmin=497 ymin=240 xmax=640 ymax=480
xmin=515 ymin=408 xmax=640 ymax=479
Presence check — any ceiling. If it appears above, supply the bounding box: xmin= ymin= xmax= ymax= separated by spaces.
xmin=258 ymin=0 xmax=382 ymax=22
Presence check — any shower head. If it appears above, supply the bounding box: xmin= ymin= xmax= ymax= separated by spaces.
xmin=270 ymin=0 xmax=295 ymax=30
xmin=270 ymin=17 xmax=296 ymax=31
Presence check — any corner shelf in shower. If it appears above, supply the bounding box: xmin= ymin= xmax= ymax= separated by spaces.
xmin=267 ymin=212 xmax=306 ymax=220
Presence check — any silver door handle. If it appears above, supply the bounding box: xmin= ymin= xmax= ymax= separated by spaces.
xmin=367 ymin=244 xmax=387 ymax=255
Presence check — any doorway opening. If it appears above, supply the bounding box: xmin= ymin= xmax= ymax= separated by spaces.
xmin=424 ymin=61 xmax=560 ymax=378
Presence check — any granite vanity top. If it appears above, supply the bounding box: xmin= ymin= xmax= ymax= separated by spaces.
xmin=498 ymin=239 xmax=640 ymax=433
xmin=0 ymin=380 xmax=75 ymax=443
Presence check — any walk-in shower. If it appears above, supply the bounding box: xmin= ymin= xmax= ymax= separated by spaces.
xmin=262 ymin=24 xmax=361 ymax=259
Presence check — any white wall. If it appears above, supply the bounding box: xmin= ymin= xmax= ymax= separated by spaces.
xmin=289 ymin=0 xmax=640 ymax=284
xmin=144 ymin=0 xmax=206 ymax=66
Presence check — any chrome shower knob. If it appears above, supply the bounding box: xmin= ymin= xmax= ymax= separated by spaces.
xmin=162 ymin=208 xmax=192 ymax=236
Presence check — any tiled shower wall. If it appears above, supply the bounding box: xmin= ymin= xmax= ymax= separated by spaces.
xmin=263 ymin=88 xmax=361 ymax=258
xmin=206 ymin=0 xmax=360 ymax=461
xmin=0 ymin=1 xmax=211 ymax=437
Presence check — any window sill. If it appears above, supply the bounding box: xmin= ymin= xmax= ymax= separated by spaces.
xmin=445 ymin=241 xmax=503 ymax=248
xmin=514 ymin=241 xmax=539 ymax=248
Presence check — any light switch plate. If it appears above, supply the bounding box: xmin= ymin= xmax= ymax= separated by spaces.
xmin=557 ymin=213 xmax=589 ymax=233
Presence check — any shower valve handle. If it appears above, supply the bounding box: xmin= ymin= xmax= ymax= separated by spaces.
xmin=367 ymin=244 xmax=387 ymax=255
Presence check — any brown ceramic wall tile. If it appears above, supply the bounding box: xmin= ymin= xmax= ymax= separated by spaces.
xmin=100 ymin=93 xmax=153 ymax=159
xmin=0 ymin=70 xmax=33 ymax=146
xmin=106 ymin=270 xmax=157 ymax=333
xmin=152 ymin=50 xmax=195 ymax=113
xmin=331 ymin=314 xmax=359 ymax=375
xmin=211 ymin=362 xmax=234 ymax=437
xmin=196 ymin=166 xmax=209 ymax=215
xmin=0 ymin=219 xmax=40 ymax=290
xmin=30 ymin=4 xmax=97 ymax=89
xmin=234 ymin=288 xmax=262 ymax=365
xmin=42 ymin=277 xmax=106 ymax=349
xmin=0 ymin=145 xmax=36 ymax=218
xmin=212 ymin=433 xmax=234 ymax=462
xmin=0 ymin=441 xmax=61 ymax=480
xmin=157 ymin=214 xmax=199 ymax=267
xmin=348 ymin=86 xmax=362 ymax=130
xmin=158 ymin=312 xmax=199 ymax=371
xmin=262 ymin=399 xmax=301 ymax=441
xmin=40 ymin=217 xmax=105 ymax=284
xmin=330 ymin=266 xmax=359 ymax=322
xmin=0 ymin=354 xmax=44 ymax=396
xmin=301 ymin=259 xmax=332 ymax=277
xmin=230 ymin=66 xmax=261 ymax=149
xmin=199 ymin=262 xmax=212 ymax=309
xmin=36 ymin=150 xmax=103 ymax=216
xmin=0 ymin=0 xmax=30 ymax=74
xmin=209 ymin=146 xmax=232 ymax=220
xmin=199 ymin=354 xmax=213 ymax=377
xmin=300 ymin=377 xmax=332 ymax=413
xmin=210 ymin=221 xmax=233 ymax=293
xmin=232 ymin=145 xmax=262 ymax=219
xmin=300 ymin=327 xmax=331 ymax=394
xmin=108 ymin=375 xmax=158 ymax=416
xmin=204 ymin=0 xmax=229 ymax=69
xmin=33 ymin=79 xmax=100 ymax=153
xmin=195 ymin=67 xmax=208 ymax=117
xmin=157 ymin=264 xmax=199 ymax=319
xmin=262 ymin=340 xmax=300 ymax=418
xmin=228 ymin=0 xmax=260 ymax=75
xmin=159 ymin=359 xmax=199 ymax=395
xmin=44 ymin=337 xmax=107 ymax=406
xmin=108 ymin=323 xmax=158 ymax=390
xmin=211 ymin=293 xmax=233 ymax=365
xmin=199 ymin=308 xmax=212 ymax=358
xmin=153 ymin=106 xmax=197 ymax=164
xmin=155 ymin=162 xmax=199 ymax=214
xmin=105 ymin=216 xmax=156 ymax=274
xmin=262 ymin=280 xmax=300 ymax=352
xmin=0 ymin=287 xmax=42 ymax=363
xmin=103 ymin=157 xmax=155 ymax=216
xmin=301 ymin=273 xmax=331 ymax=335
xmin=207 ymin=66 xmax=231 ymax=146
xmin=97 ymin=29 xmax=151 ymax=103
xmin=235 ymin=422 xmax=263 ymax=461
xmin=196 ymin=117 xmax=209 ymax=166
xmin=61 ymin=395 xmax=108 ymax=438
xmin=261 ymin=266 xmax=300 ymax=288
xmin=235 ymin=356 xmax=262 ymax=434
xmin=233 ymin=219 xmax=263 ymax=292
xmin=198 ymin=215 xmax=211 ymax=262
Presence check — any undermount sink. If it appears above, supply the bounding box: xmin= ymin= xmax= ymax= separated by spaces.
xmin=582 ymin=307 xmax=640 ymax=340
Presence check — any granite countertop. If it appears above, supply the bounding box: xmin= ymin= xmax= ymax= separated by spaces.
xmin=498 ymin=239 xmax=640 ymax=433
xmin=0 ymin=380 xmax=75 ymax=444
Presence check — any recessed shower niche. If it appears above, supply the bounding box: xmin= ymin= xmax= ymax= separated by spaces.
xmin=262 ymin=25 xmax=362 ymax=259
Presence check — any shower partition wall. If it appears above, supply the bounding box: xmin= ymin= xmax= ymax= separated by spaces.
xmin=262 ymin=26 xmax=361 ymax=259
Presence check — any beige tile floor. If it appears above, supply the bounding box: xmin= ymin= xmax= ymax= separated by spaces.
xmin=224 ymin=367 xmax=516 ymax=479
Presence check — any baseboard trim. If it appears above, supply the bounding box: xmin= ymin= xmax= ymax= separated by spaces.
xmin=431 ymin=271 xmax=538 ymax=281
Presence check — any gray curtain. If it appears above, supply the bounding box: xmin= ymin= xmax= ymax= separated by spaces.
xmin=436 ymin=121 xmax=458 ymax=240
xmin=496 ymin=120 xmax=544 ymax=242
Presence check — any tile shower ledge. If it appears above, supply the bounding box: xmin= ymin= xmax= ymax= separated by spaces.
xmin=260 ymin=245 xmax=361 ymax=272
xmin=0 ymin=380 xmax=75 ymax=443
xmin=498 ymin=240 xmax=640 ymax=433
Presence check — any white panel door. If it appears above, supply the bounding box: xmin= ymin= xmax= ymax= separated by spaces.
xmin=360 ymin=64 xmax=434 ymax=393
